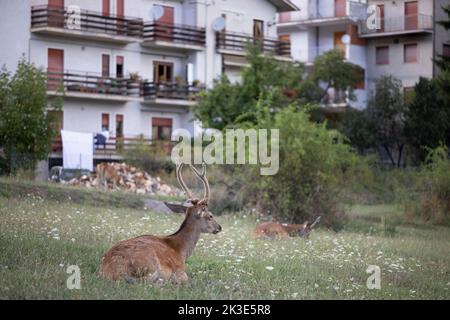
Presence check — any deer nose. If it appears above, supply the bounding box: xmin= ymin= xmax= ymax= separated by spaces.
xmin=214 ymin=225 xmax=222 ymax=234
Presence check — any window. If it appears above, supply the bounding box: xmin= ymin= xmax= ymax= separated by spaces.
xmin=102 ymin=113 xmax=110 ymax=131
xmin=102 ymin=0 xmax=110 ymax=16
xmin=405 ymin=1 xmax=418 ymax=30
xmin=48 ymin=48 xmax=64 ymax=90
xmin=404 ymin=44 xmax=417 ymax=63
xmin=116 ymin=114 xmax=123 ymax=137
xmin=102 ymin=54 xmax=110 ymax=77
xmin=335 ymin=0 xmax=346 ymax=17
xmin=443 ymin=44 xmax=450 ymax=58
xmin=377 ymin=4 xmax=385 ymax=32
xmin=376 ymin=46 xmax=389 ymax=65
xmin=253 ymin=19 xmax=264 ymax=40
xmin=154 ymin=61 xmax=173 ymax=83
xmin=152 ymin=118 xmax=173 ymax=141
xmin=116 ymin=56 xmax=124 ymax=78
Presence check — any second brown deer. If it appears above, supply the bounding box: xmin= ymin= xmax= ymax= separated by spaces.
xmin=99 ymin=162 xmax=221 ymax=284
xmin=254 ymin=217 xmax=321 ymax=240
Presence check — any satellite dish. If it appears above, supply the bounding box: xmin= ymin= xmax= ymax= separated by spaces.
xmin=150 ymin=5 xmax=164 ymax=21
xmin=341 ymin=34 xmax=351 ymax=45
xmin=212 ymin=16 xmax=226 ymax=32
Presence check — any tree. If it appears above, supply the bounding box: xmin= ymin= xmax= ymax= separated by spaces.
xmin=0 ymin=59 xmax=55 ymax=175
xmin=193 ymin=44 xmax=304 ymax=131
xmin=365 ymin=76 xmax=407 ymax=167
xmin=338 ymin=108 xmax=376 ymax=154
xmin=193 ymin=46 xmax=362 ymax=130
xmin=405 ymin=77 xmax=450 ymax=161
xmin=299 ymin=49 xmax=362 ymax=104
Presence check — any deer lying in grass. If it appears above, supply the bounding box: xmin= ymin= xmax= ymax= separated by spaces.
xmin=254 ymin=217 xmax=321 ymax=240
xmin=99 ymin=162 xmax=221 ymax=284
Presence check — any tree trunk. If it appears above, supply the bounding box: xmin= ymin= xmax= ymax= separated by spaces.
xmin=383 ymin=145 xmax=396 ymax=167
xmin=397 ymin=144 xmax=404 ymax=168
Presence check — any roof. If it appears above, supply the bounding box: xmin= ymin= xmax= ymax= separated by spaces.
xmin=267 ymin=0 xmax=298 ymax=12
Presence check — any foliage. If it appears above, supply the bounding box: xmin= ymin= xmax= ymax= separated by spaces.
xmin=404 ymin=77 xmax=450 ymax=161
xmin=246 ymin=106 xmax=364 ymax=229
xmin=435 ymin=5 xmax=450 ymax=72
xmin=0 ymin=59 xmax=56 ymax=175
xmin=365 ymin=76 xmax=407 ymax=167
xmin=119 ymin=138 xmax=175 ymax=175
xmin=299 ymin=49 xmax=362 ymax=104
xmin=338 ymin=108 xmax=376 ymax=154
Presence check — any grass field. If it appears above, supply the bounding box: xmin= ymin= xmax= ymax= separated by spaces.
xmin=0 ymin=185 xmax=449 ymax=299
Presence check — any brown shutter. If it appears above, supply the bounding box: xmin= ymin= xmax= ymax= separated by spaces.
xmin=102 ymin=0 xmax=110 ymax=16
xmin=405 ymin=1 xmax=418 ymax=30
xmin=48 ymin=48 xmax=64 ymax=90
xmin=404 ymin=44 xmax=417 ymax=63
xmin=335 ymin=0 xmax=346 ymax=17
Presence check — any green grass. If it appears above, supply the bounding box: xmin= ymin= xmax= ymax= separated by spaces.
xmin=0 ymin=192 xmax=449 ymax=299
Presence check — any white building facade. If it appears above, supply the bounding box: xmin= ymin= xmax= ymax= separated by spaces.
xmin=0 ymin=0 xmax=296 ymax=164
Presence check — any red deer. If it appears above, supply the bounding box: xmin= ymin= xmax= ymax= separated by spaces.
xmin=254 ymin=217 xmax=321 ymax=240
xmin=99 ymin=162 xmax=221 ymax=284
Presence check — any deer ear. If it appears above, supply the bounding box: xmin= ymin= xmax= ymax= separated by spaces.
xmin=164 ymin=202 xmax=189 ymax=213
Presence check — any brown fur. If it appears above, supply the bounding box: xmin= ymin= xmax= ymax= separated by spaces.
xmin=96 ymin=163 xmax=120 ymax=189
xmin=100 ymin=202 xmax=221 ymax=284
xmin=254 ymin=217 xmax=321 ymax=240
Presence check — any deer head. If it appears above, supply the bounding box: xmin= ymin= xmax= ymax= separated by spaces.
xmin=165 ymin=162 xmax=222 ymax=235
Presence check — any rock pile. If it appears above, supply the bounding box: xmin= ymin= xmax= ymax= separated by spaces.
xmin=62 ymin=162 xmax=182 ymax=197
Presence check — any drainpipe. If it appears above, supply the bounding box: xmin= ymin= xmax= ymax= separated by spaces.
xmin=432 ymin=0 xmax=436 ymax=78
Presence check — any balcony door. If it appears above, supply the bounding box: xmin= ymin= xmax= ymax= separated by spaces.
xmin=152 ymin=118 xmax=173 ymax=141
xmin=155 ymin=5 xmax=174 ymax=42
xmin=335 ymin=0 xmax=346 ymax=17
xmin=154 ymin=61 xmax=173 ymax=83
xmin=102 ymin=0 xmax=110 ymax=16
xmin=116 ymin=0 xmax=125 ymax=34
xmin=48 ymin=48 xmax=64 ymax=90
xmin=48 ymin=0 xmax=64 ymax=28
xmin=253 ymin=19 xmax=264 ymax=49
xmin=405 ymin=1 xmax=418 ymax=30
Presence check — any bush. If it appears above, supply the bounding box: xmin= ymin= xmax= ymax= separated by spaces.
xmin=119 ymin=139 xmax=175 ymax=175
xmin=246 ymin=107 xmax=365 ymax=230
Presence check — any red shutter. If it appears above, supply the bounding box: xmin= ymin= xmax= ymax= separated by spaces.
xmin=377 ymin=5 xmax=385 ymax=32
xmin=48 ymin=48 xmax=64 ymax=90
xmin=376 ymin=46 xmax=389 ymax=65
xmin=405 ymin=1 xmax=418 ymax=30
xmin=102 ymin=54 xmax=110 ymax=77
xmin=48 ymin=0 xmax=64 ymax=8
xmin=404 ymin=44 xmax=417 ymax=63
xmin=335 ymin=0 xmax=346 ymax=17
xmin=102 ymin=0 xmax=110 ymax=16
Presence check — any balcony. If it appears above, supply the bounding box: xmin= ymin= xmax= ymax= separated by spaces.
xmin=142 ymin=22 xmax=206 ymax=51
xmin=216 ymin=32 xmax=291 ymax=59
xmin=277 ymin=4 xmax=353 ymax=28
xmin=141 ymin=82 xmax=204 ymax=107
xmin=51 ymin=136 xmax=174 ymax=159
xmin=47 ymin=70 xmax=141 ymax=102
xmin=31 ymin=5 xmax=143 ymax=44
xmin=359 ymin=14 xmax=433 ymax=38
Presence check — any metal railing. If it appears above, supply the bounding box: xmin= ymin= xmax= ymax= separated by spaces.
xmin=141 ymin=82 xmax=204 ymax=101
xmin=143 ymin=22 xmax=206 ymax=46
xmin=216 ymin=31 xmax=291 ymax=57
xmin=359 ymin=14 xmax=433 ymax=35
xmin=31 ymin=5 xmax=143 ymax=38
xmin=47 ymin=70 xmax=141 ymax=97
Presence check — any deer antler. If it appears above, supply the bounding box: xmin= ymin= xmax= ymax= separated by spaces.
xmin=189 ymin=162 xmax=210 ymax=203
xmin=175 ymin=161 xmax=194 ymax=200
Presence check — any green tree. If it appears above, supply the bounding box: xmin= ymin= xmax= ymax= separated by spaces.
xmin=405 ymin=77 xmax=450 ymax=161
xmin=299 ymin=49 xmax=362 ymax=104
xmin=338 ymin=108 xmax=376 ymax=154
xmin=366 ymin=75 xmax=407 ymax=167
xmin=0 ymin=59 xmax=55 ymax=175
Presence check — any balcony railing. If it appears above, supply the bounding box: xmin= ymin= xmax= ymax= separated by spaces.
xmin=31 ymin=5 xmax=143 ymax=38
xmin=359 ymin=14 xmax=433 ymax=36
xmin=47 ymin=70 xmax=141 ymax=98
xmin=216 ymin=32 xmax=291 ymax=57
xmin=51 ymin=136 xmax=175 ymax=156
xmin=143 ymin=22 xmax=206 ymax=46
xmin=141 ymin=82 xmax=204 ymax=101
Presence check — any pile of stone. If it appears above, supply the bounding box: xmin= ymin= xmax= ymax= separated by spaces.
xmin=62 ymin=162 xmax=182 ymax=197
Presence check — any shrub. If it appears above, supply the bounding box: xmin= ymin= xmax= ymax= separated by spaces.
xmin=246 ymin=107 xmax=365 ymax=230
xmin=120 ymin=139 xmax=175 ymax=175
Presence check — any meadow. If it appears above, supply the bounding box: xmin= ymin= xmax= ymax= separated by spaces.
xmin=0 ymin=182 xmax=449 ymax=300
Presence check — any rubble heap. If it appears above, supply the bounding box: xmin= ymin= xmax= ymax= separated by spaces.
xmin=62 ymin=162 xmax=182 ymax=197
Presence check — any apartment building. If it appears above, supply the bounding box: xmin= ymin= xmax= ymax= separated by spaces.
xmin=277 ymin=0 xmax=368 ymax=111
xmin=278 ymin=0 xmax=449 ymax=111
xmin=0 ymin=0 xmax=296 ymax=166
